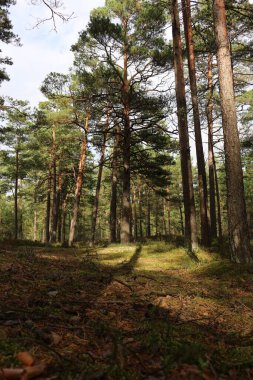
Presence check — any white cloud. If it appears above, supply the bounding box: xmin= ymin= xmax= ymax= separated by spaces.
xmin=1 ymin=0 xmax=105 ymax=106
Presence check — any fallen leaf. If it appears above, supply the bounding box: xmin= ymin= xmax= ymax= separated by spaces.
xmin=51 ymin=332 xmax=61 ymax=345
xmin=17 ymin=352 xmax=34 ymax=367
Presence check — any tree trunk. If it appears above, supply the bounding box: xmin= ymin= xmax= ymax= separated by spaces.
xmin=92 ymin=111 xmax=110 ymax=243
xmin=132 ymin=181 xmax=138 ymax=241
xmin=56 ymin=173 xmax=63 ymax=242
xmin=110 ymin=126 xmax=120 ymax=243
xmin=14 ymin=148 xmax=19 ymax=240
xmin=146 ymin=187 xmax=151 ymax=238
xmin=182 ymin=0 xmax=210 ymax=246
xmin=214 ymin=158 xmax=223 ymax=240
xmin=213 ymin=0 xmax=252 ymax=262
xmin=167 ymin=201 xmax=171 ymax=235
xmin=19 ymin=179 xmax=23 ymax=240
xmin=138 ymin=178 xmax=143 ymax=240
xmin=163 ymin=198 xmax=167 ymax=236
xmin=33 ymin=194 xmax=37 ymax=242
xmin=51 ymin=126 xmax=57 ymax=243
xmin=179 ymin=200 xmax=184 ymax=237
xmin=68 ymin=114 xmax=89 ymax=247
xmin=45 ymin=165 xmax=51 ymax=243
xmin=121 ymin=21 xmax=131 ymax=244
xmin=61 ymin=193 xmax=68 ymax=244
xmin=171 ymin=0 xmax=198 ymax=252
xmin=206 ymin=53 xmax=217 ymax=240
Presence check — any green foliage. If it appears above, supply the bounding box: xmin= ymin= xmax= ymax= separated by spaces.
xmin=0 ymin=0 xmax=20 ymax=83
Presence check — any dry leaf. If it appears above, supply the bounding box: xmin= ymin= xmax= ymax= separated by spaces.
xmin=51 ymin=332 xmax=61 ymax=345
xmin=0 ymin=368 xmax=24 ymax=379
xmin=21 ymin=363 xmax=47 ymax=380
xmin=16 ymin=352 xmax=34 ymax=367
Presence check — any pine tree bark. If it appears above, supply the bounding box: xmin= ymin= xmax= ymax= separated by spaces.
xmin=213 ymin=0 xmax=252 ymax=262
xmin=214 ymin=158 xmax=223 ymax=240
xmin=121 ymin=19 xmax=131 ymax=243
xmin=182 ymin=0 xmax=210 ymax=246
xmin=51 ymin=126 xmax=58 ymax=243
xmin=45 ymin=165 xmax=51 ymax=243
xmin=171 ymin=0 xmax=198 ymax=252
xmin=91 ymin=111 xmax=110 ymax=243
xmin=56 ymin=173 xmax=63 ymax=242
xmin=146 ymin=187 xmax=151 ymax=238
xmin=132 ymin=181 xmax=138 ymax=241
xmin=68 ymin=114 xmax=89 ymax=247
xmin=206 ymin=53 xmax=217 ymax=240
xmin=163 ymin=198 xmax=167 ymax=236
xmin=138 ymin=178 xmax=143 ymax=240
xmin=62 ymin=193 xmax=68 ymax=244
xmin=14 ymin=148 xmax=19 ymax=240
xmin=33 ymin=194 xmax=37 ymax=241
xmin=110 ymin=126 xmax=120 ymax=243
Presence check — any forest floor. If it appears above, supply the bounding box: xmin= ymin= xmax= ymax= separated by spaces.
xmin=0 ymin=241 xmax=253 ymax=380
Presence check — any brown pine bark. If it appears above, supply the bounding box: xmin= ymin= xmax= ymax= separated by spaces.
xmin=206 ymin=53 xmax=217 ymax=240
xmin=51 ymin=126 xmax=58 ymax=243
xmin=163 ymin=198 xmax=167 ymax=236
xmin=132 ymin=181 xmax=138 ymax=241
xmin=33 ymin=210 xmax=38 ymax=241
xmin=121 ymin=18 xmax=131 ymax=243
xmin=182 ymin=0 xmax=210 ymax=246
xmin=68 ymin=114 xmax=89 ymax=247
xmin=14 ymin=148 xmax=19 ymax=240
xmin=171 ymin=0 xmax=198 ymax=252
xmin=45 ymin=165 xmax=51 ymax=243
xmin=146 ymin=187 xmax=151 ymax=238
xmin=61 ymin=193 xmax=68 ymax=244
xmin=167 ymin=201 xmax=171 ymax=235
xmin=33 ymin=193 xmax=38 ymax=242
xmin=138 ymin=178 xmax=143 ymax=240
xmin=213 ymin=0 xmax=252 ymax=262
xmin=110 ymin=126 xmax=120 ymax=243
xmin=91 ymin=111 xmax=110 ymax=243
xmin=56 ymin=173 xmax=63 ymax=242
xmin=214 ymin=158 xmax=223 ymax=240
xmin=179 ymin=200 xmax=184 ymax=237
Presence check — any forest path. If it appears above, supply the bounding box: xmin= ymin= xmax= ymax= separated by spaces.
xmin=0 ymin=241 xmax=252 ymax=379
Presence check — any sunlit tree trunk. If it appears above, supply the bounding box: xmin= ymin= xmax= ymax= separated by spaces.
xmin=68 ymin=114 xmax=89 ymax=247
xmin=206 ymin=53 xmax=217 ymax=240
xmin=213 ymin=0 xmax=252 ymax=262
xmin=182 ymin=0 xmax=210 ymax=246
xmin=171 ymin=0 xmax=198 ymax=252
xmin=92 ymin=111 xmax=110 ymax=243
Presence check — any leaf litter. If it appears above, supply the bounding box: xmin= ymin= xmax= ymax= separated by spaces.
xmin=0 ymin=242 xmax=252 ymax=379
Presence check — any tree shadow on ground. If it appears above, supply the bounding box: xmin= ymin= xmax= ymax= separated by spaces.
xmin=0 ymin=243 xmax=252 ymax=379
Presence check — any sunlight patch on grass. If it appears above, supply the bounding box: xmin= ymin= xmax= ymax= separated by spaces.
xmin=97 ymin=241 xmax=219 ymax=273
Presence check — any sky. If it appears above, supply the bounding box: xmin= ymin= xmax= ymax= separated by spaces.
xmin=0 ymin=0 xmax=105 ymax=106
